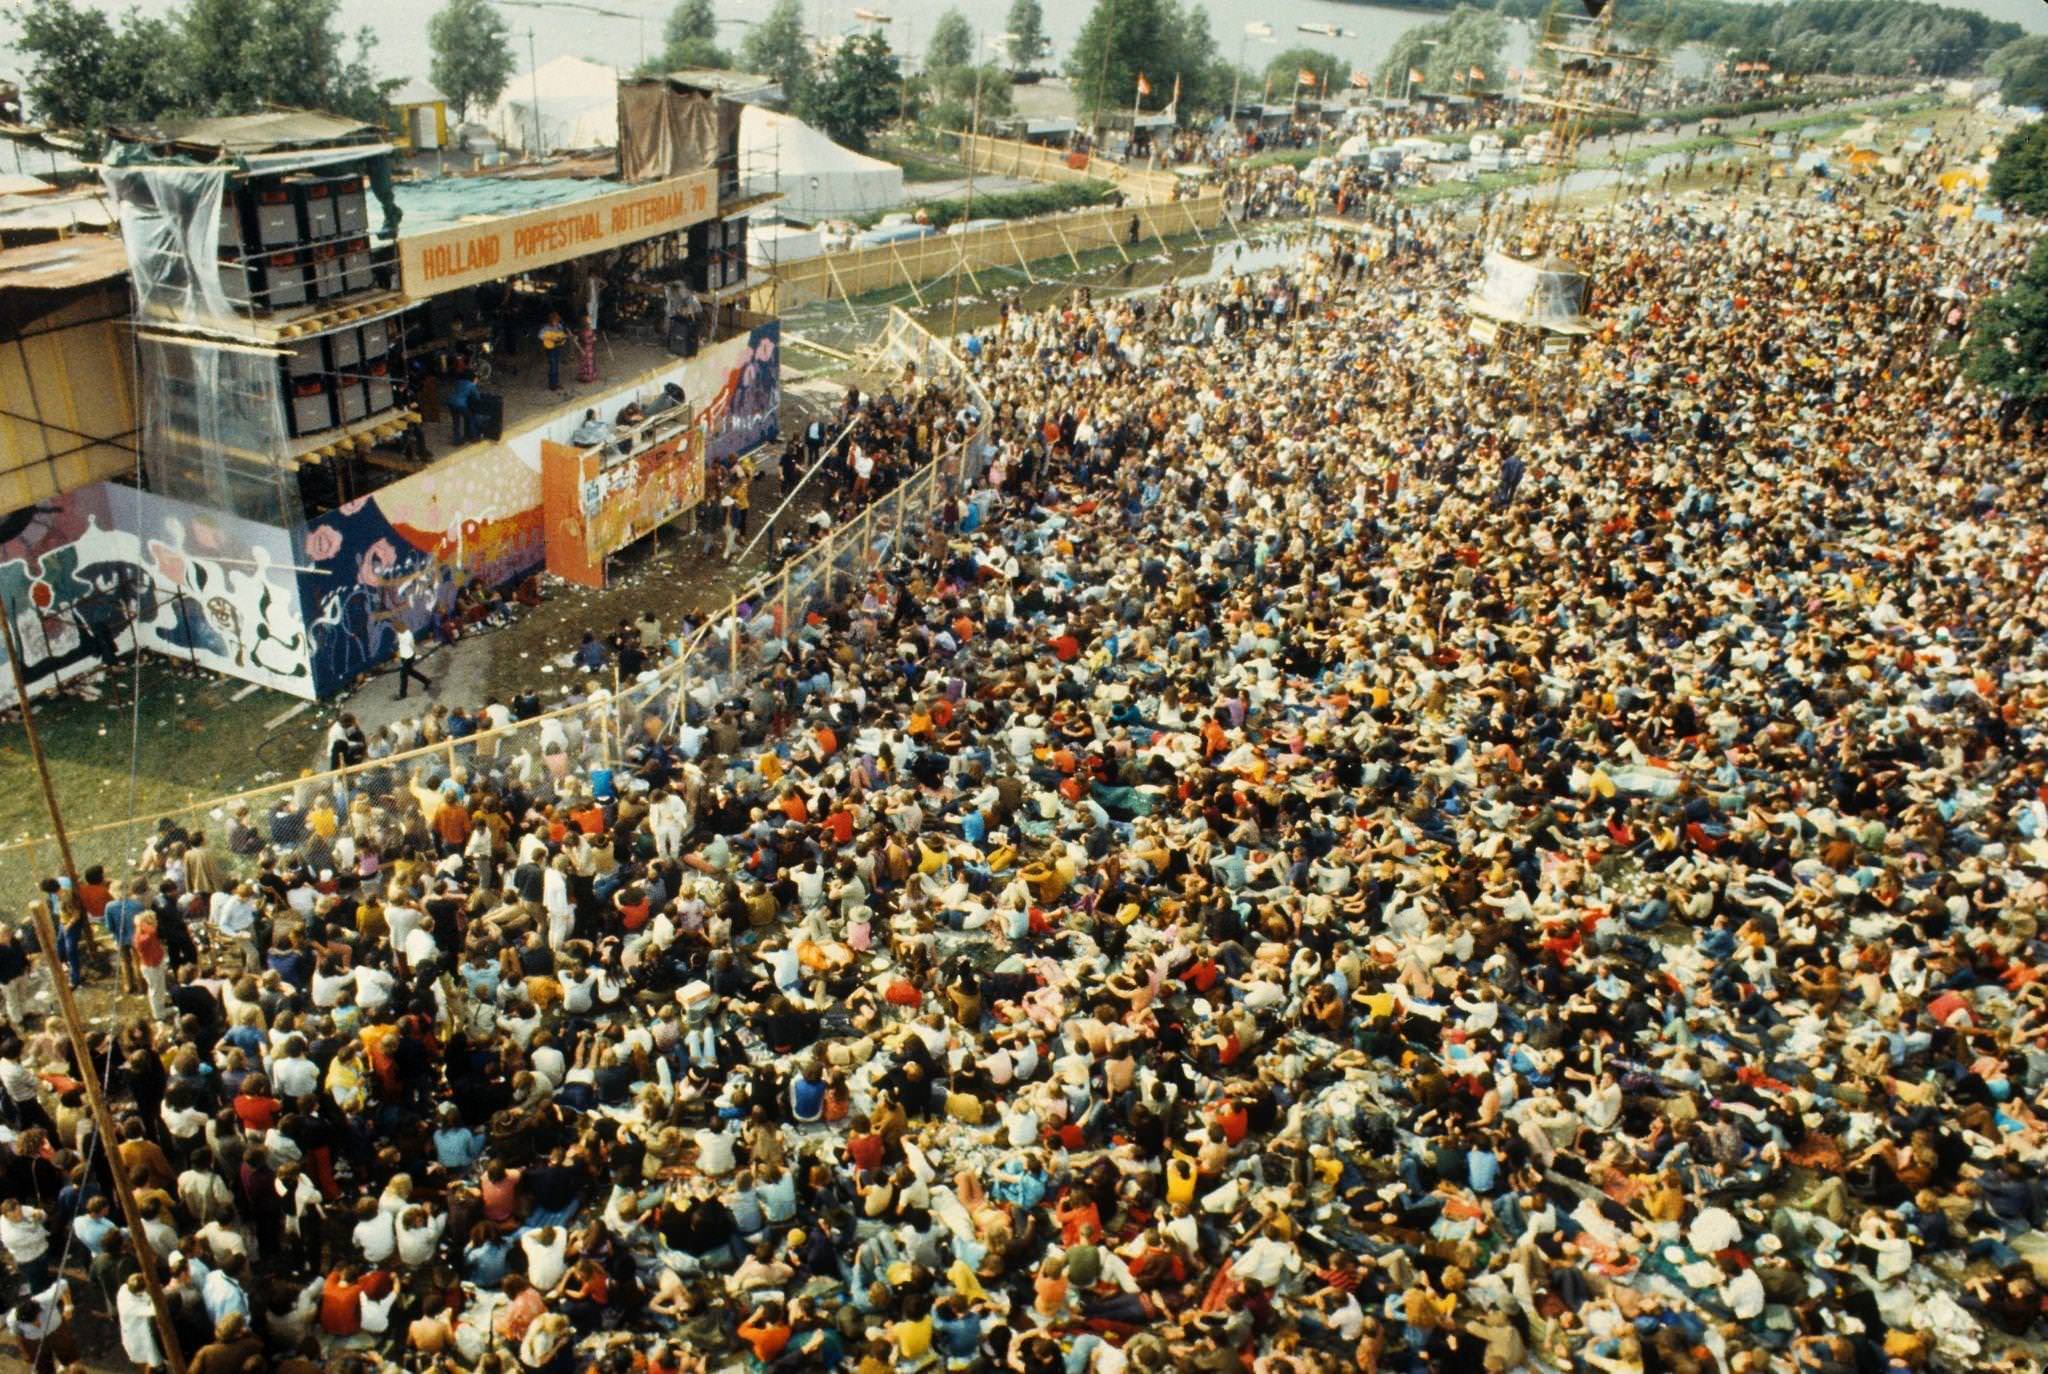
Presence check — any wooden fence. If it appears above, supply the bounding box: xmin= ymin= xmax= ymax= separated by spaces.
xmin=761 ymin=194 xmax=1227 ymax=309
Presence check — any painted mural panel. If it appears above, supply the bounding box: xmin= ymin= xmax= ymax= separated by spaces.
xmin=698 ymin=320 xmax=780 ymax=466
xmin=0 ymin=484 xmax=313 ymax=704
xmin=293 ymin=444 xmax=545 ymax=700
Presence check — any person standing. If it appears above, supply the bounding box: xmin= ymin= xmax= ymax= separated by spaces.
xmin=444 ymin=369 xmax=479 ymax=446
xmin=0 ymin=926 xmax=27 ymax=1028
xmin=116 ymin=1272 xmax=161 ymax=1374
xmin=134 ymin=912 xmax=170 ymax=1019
xmin=539 ymin=312 xmax=570 ymax=392
xmin=393 ymin=625 xmax=430 ymax=701
xmin=576 ymin=314 xmax=598 ymax=386
xmin=5 ymin=1279 xmax=72 ymax=1374
xmin=103 ymin=879 xmax=145 ymax=995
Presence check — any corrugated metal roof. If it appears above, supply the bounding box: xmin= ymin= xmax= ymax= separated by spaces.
xmin=0 ymin=235 xmax=128 ymax=292
xmin=109 ymin=110 xmax=384 ymax=157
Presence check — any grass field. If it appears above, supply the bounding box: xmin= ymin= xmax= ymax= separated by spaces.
xmin=0 ymin=658 xmax=325 ymax=890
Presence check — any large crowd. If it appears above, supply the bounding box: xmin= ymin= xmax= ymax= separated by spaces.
xmin=4 ymin=145 xmax=2048 ymax=1374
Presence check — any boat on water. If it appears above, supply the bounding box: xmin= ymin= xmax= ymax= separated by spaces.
xmin=1296 ymin=22 xmax=1356 ymax=38
xmin=852 ymin=8 xmax=891 ymax=22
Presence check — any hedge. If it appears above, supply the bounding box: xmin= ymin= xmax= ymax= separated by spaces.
xmin=853 ymin=179 xmax=1122 ymax=230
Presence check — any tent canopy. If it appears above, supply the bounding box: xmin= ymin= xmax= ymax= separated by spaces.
xmin=739 ymin=105 xmax=903 ymax=221
xmin=1468 ymin=249 xmax=1593 ymax=335
xmin=491 ymin=55 xmax=621 ymax=154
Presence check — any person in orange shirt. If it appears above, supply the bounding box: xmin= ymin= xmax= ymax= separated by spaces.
xmin=433 ymin=798 xmax=472 ymax=854
xmin=737 ymin=1301 xmax=792 ymax=1361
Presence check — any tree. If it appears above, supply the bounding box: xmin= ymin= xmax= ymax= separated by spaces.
xmin=1005 ymin=0 xmax=1047 ymax=72
xmin=174 ymin=0 xmax=393 ymax=122
xmin=14 ymin=0 xmax=177 ymax=143
xmin=928 ymin=10 xmax=975 ymax=72
xmin=741 ymin=0 xmax=815 ymax=109
xmin=801 ymin=30 xmax=901 ymax=152
xmin=1989 ymin=37 xmax=2048 ymax=110
xmin=1377 ymin=6 xmax=1508 ymax=95
xmin=1990 ymin=121 xmax=2048 ymax=218
xmin=656 ymin=0 xmax=731 ymax=72
xmin=1067 ymin=0 xmax=1223 ymax=120
xmin=1964 ymin=236 xmax=2048 ymax=402
xmin=429 ymin=0 xmax=516 ymax=120
xmin=920 ymin=62 xmax=1015 ymax=134
xmin=1264 ymin=47 xmax=1347 ymax=100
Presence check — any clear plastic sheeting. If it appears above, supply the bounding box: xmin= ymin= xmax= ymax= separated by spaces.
xmin=1469 ymin=249 xmax=1594 ymax=335
xmin=136 ymin=334 xmax=299 ymax=526
xmin=100 ymin=165 xmax=237 ymax=329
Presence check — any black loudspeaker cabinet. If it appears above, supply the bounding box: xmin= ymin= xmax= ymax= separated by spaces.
xmin=685 ymin=221 xmax=716 ymax=292
xmin=475 ymin=391 xmax=505 ymax=442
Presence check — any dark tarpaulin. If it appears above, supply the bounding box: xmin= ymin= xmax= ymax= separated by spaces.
xmin=617 ymin=81 xmax=719 ymax=183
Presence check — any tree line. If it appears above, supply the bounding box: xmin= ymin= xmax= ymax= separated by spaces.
xmin=12 ymin=0 xmax=2024 ymax=164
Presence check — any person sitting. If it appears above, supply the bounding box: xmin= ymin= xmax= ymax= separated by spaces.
xmin=570 ymin=409 xmax=610 ymax=447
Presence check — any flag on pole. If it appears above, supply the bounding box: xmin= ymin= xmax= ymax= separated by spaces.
xmin=1136 ymin=72 xmax=1152 ymax=96
xmin=1299 ymin=67 xmax=1319 ymax=87
xmin=1408 ymin=67 xmax=1425 ymax=85
xmin=1350 ymin=71 xmax=1371 ymax=90
xmin=1469 ymin=65 xmax=1485 ymax=83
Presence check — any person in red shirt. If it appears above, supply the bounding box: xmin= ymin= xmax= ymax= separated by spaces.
xmin=232 ymin=1076 xmax=282 ymax=1133
xmin=319 ymin=1264 xmax=365 ymax=1337
xmin=845 ymin=1116 xmax=885 ymax=1173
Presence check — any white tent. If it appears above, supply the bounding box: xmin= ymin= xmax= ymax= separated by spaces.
xmin=740 ymin=105 xmax=903 ymax=221
xmin=491 ymin=55 xmax=620 ymax=154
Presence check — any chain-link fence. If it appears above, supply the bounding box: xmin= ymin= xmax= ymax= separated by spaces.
xmin=0 ymin=307 xmax=988 ymax=909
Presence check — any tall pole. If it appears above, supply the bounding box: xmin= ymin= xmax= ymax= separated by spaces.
xmin=0 ymin=606 xmax=188 ymax=1374
xmin=950 ymin=57 xmax=983 ymax=341
xmin=528 ymin=26 xmax=543 ymax=156
xmin=1090 ymin=0 xmax=1116 ymax=149
xmin=1231 ymin=29 xmax=1245 ymax=133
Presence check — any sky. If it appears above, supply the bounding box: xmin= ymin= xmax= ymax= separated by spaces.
xmin=1 ymin=0 xmax=2045 ymax=90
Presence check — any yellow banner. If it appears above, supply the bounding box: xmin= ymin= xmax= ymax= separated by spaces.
xmin=397 ymin=171 xmax=718 ymax=300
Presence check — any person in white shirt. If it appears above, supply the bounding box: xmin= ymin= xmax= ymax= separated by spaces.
xmin=530 ymin=1035 xmax=567 ymax=1089
xmin=310 ymin=961 xmax=352 ymax=1009
xmin=268 ymin=1037 xmax=320 ymax=1099
xmin=651 ymin=789 xmax=691 ymax=859
xmin=394 ymin=624 xmax=430 ymax=700
xmin=543 ymin=859 xmax=574 ymax=949
xmin=353 ymin=962 xmax=395 ymax=1012
xmin=396 ymin=1205 xmax=447 ymax=1267
xmin=403 ymin=919 xmax=440 ymax=971
xmin=521 ymin=1227 xmax=568 ymax=1290
xmin=384 ymin=897 xmax=425 ymax=953
xmin=352 ymin=1198 xmax=396 ymax=1264
xmin=0 ymin=1200 xmax=51 ymax=1289
xmin=209 ymin=884 xmax=260 ymax=969
xmin=116 ymin=1273 xmax=161 ymax=1369
xmin=696 ymin=1122 xmax=737 ymax=1176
